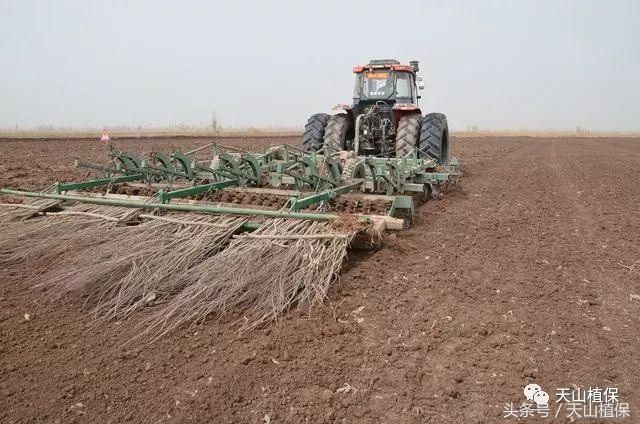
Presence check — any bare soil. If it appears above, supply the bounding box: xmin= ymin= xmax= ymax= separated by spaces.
xmin=1 ymin=136 xmax=639 ymax=423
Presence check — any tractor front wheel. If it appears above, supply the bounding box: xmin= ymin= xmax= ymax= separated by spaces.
xmin=302 ymin=113 xmax=330 ymax=152
xmin=395 ymin=114 xmax=422 ymax=157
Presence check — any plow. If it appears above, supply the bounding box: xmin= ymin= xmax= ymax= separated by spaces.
xmin=0 ymin=59 xmax=461 ymax=337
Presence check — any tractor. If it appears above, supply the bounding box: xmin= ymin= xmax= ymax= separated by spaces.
xmin=302 ymin=59 xmax=449 ymax=164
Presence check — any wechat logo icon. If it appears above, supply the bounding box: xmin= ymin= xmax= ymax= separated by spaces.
xmin=524 ymin=383 xmax=549 ymax=406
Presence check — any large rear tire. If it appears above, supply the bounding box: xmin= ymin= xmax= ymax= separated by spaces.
xmin=323 ymin=114 xmax=350 ymax=154
xmin=302 ymin=113 xmax=330 ymax=152
xmin=395 ymin=114 xmax=422 ymax=157
xmin=418 ymin=113 xmax=449 ymax=164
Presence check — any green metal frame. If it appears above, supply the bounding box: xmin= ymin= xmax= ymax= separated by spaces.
xmin=6 ymin=144 xmax=461 ymax=224
xmin=388 ymin=195 xmax=415 ymax=217
xmin=0 ymin=189 xmax=376 ymax=225
xmin=158 ymin=179 xmax=238 ymax=203
xmin=73 ymin=145 xmax=460 ymax=195
xmin=56 ymin=174 xmax=145 ymax=193
xmin=287 ymin=179 xmax=364 ymax=211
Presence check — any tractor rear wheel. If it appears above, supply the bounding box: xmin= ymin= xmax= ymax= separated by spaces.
xmin=302 ymin=113 xmax=330 ymax=152
xmin=418 ymin=113 xmax=449 ymax=164
xmin=395 ymin=114 xmax=422 ymax=157
xmin=323 ymin=114 xmax=350 ymax=154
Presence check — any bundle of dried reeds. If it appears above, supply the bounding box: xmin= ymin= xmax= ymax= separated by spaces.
xmin=3 ymin=199 xmax=364 ymax=338
xmin=0 ymin=199 xmax=59 ymax=224
xmin=0 ymin=204 xmax=132 ymax=275
xmin=83 ymin=214 xmax=246 ymax=321
xmin=140 ymin=217 xmax=359 ymax=338
xmin=3 ymin=204 xmax=243 ymax=323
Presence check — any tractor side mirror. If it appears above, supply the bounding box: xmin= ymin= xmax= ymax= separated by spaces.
xmin=417 ymin=78 xmax=425 ymax=90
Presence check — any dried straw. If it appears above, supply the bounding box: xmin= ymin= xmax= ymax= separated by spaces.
xmin=0 ymin=204 xmax=132 ymax=276
xmin=2 ymin=201 xmax=248 ymax=321
xmin=86 ymin=214 xmax=245 ymax=321
xmin=139 ymin=217 xmax=358 ymax=338
xmin=3 ymin=199 xmax=363 ymax=339
xmin=0 ymin=199 xmax=60 ymax=224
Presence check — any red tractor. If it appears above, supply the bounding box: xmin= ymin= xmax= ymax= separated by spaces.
xmin=302 ymin=59 xmax=449 ymax=164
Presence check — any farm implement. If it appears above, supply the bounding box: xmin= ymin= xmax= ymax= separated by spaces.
xmin=0 ymin=142 xmax=459 ymax=336
xmin=0 ymin=59 xmax=461 ymax=337
xmin=1 ymin=143 xmax=459 ymax=229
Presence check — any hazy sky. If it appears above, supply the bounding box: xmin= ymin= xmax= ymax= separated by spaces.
xmin=1 ymin=0 xmax=639 ymax=131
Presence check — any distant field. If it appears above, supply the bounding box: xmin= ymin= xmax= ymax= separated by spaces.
xmin=0 ymin=128 xmax=300 ymax=139
xmin=1 ymin=128 xmax=639 ymax=139
xmin=455 ymin=129 xmax=640 ymax=137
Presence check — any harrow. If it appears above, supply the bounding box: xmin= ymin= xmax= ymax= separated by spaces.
xmin=0 ymin=142 xmax=460 ymax=336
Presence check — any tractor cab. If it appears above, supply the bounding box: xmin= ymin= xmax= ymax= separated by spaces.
xmin=352 ymin=59 xmax=423 ymax=106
